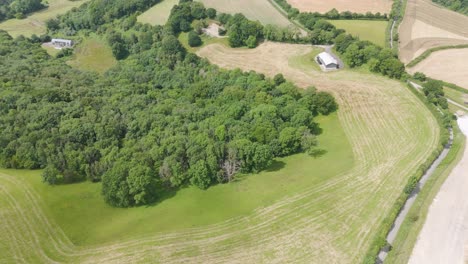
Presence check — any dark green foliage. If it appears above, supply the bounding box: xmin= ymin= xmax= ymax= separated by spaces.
xmin=432 ymin=0 xmax=468 ymax=15
xmin=206 ymin=8 xmax=216 ymax=19
xmin=422 ymin=80 xmax=448 ymax=109
xmin=0 ymin=0 xmax=46 ymax=22
xmin=413 ymin=72 xmax=427 ymax=82
xmin=187 ymin=31 xmax=202 ymax=47
xmin=0 ymin=26 xmax=337 ymax=207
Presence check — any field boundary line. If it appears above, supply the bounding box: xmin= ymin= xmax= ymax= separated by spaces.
xmin=406 ymin=45 xmax=468 ymax=67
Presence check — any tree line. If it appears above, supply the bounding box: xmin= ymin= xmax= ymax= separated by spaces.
xmin=0 ymin=0 xmax=338 ymax=207
xmin=272 ymin=0 xmax=388 ymax=20
xmin=432 ymin=0 xmax=468 ymax=15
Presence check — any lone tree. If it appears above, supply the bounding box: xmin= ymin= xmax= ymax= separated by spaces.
xmin=188 ymin=31 xmax=202 ymax=47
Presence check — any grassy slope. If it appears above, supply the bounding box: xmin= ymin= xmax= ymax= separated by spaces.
xmin=66 ymin=34 xmax=117 ymax=74
xmin=328 ymin=20 xmax=387 ymax=47
xmin=137 ymin=0 xmax=179 ymax=26
xmin=0 ymin=0 xmax=90 ymax=37
xmin=386 ymin=124 xmax=466 ymax=263
xmin=1 ymin=113 xmax=353 ymax=246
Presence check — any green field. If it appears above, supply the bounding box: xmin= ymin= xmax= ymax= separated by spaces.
xmin=0 ymin=0 xmax=90 ymax=37
xmin=0 ymin=113 xmax=356 ymax=257
xmin=444 ymin=87 xmax=467 ymax=106
xmin=66 ymin=35 xmax=117 ymax=74
xmin=328 ymin=20 xmax=387 ymax=47
xmin=137 ymin=0 xmax=178 ymax=26
xmin=198 ymin=0 xmax=292 ymax=27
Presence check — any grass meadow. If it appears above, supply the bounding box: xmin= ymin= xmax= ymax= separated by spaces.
xmin=137 ymin=0 xmax=179 ymax=26
xmin=66 ymin=34 xmax=117 ymax=74
xmin=0 ymin=113 xmax=354 ymax=247
xmin=328 ymin=20 xmax=387 ymax=47
xmin=0 ymin=0 xmax=90 ymax=37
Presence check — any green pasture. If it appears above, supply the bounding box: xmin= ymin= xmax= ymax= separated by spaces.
xmin=3 ymin=113 xmax=354 ymax=246
xmin=328 ymin=20 xmax=387 ymax=47
xmin=66 ymin=34 xmax=117 ymax=74
xmin=178 ymin=32 xmax=229 ymax=53
xmin=137 ymin=0 xmax=179 ymax=26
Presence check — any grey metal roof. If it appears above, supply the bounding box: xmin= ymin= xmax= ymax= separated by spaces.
xmin=318 ymin=52 xmax=337 ymax=66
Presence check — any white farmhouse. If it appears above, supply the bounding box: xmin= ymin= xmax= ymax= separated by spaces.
xmin=51 ymin=38 xmax=74 ymax=48
xmin=316 ymin=52 xmax=338 ymax=70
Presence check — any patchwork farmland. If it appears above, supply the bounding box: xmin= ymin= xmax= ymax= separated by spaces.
xmin=399 ymin=0 xmax=468 ymax=63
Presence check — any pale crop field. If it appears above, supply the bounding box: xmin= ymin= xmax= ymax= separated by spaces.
xmin=137 ymin=0 xmax=179 ymax=26
xmin=198 ymin=0 xmax=292 ymax=27
xmin=328 ymin=20 xmax=387 ymax=46
xmin=0 ymin=42 xmax=440 ymax=263
xmin=408 ymin=48 xmax=468 ymax=89
xmin=287 ymin=0 xmax=392 ymax=14
xmin=0 ymin=0 xmax=90 ymax=37
xmin=399 ymin=0 xmax=468 ymax=63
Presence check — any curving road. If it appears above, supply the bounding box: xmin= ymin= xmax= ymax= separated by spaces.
xmin=408 ymin=116 xmax=468 ymax=264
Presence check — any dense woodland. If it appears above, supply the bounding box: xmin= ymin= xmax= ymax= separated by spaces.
xmin=432 ymin=0 xmax=468 ymax=15
xmin=0 ymin=0 xmax=46 ymax=21
xmin=0 ymin=0 xmax=339 ymax=207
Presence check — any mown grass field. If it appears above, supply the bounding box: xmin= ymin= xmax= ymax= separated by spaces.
xmin=197 ymin=42 xmax=440 ymax=262
xmin=0 ymin=0 xmax=90 ymax=37
xmin=0 ymin=41 xmax=440 ymax=263
xmin=328 ymin=20 xmax=387 ymax=47
xmin=66 ymin=34 xmax=117 ymax=74
xmin=198 ymin=0 xmax=292 ymax=27
xmin=137 ymin=0 xmax=178 ymax=26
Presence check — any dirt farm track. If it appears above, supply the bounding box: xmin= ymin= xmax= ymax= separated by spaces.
xmin=399 ymin=0 xmax=468 ymax=63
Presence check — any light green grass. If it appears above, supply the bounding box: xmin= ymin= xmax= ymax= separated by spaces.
xmin=2 ymin=113 xmax=354 ymax=246
xmin=444 ymin=86 xmax=467 ymax=106
xmin=289 ymin=47 xmax=326 ymax=72
xmin=137 ymin=0 xmax=178 ymax=26
xmin=41 ymin=44 xmax=61 ymax=56
xmin=178 ymin=32 xmax=230 ymax=53
xmin=328 ymin=20 xmax=387 ymax=47
xmin=198 ymin=0 xmax=293 ymax=27
xmin=66 ymin=34 xmax=117 ymax=74
xmin=386 ymin=125 xmax=466 ymax=263
xmin=0 ymin=0 xmax=90 ymax=38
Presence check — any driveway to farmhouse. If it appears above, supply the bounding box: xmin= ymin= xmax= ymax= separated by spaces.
xmin=408 ymin=116 xmax=468 ymax=264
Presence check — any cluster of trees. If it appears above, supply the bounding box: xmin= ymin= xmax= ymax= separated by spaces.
xmin=0 ymin=0 xmax=46 ymax=21
xmin=0 ymin=23 xmax=337 ymax=207
xmin=422 ymin=80 xmax=449 ymax=109
xmin=45 ymin=0 xmax=164 ymax=33
xmin=432 ymin=0 xmax=468 ymax=15
xmin=272 ymin=0 xmax=388 ymax=20
xmin=335 ymin=34 xmax=405 ymax=79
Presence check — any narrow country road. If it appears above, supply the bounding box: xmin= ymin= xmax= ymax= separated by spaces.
xmin=408 ymin=116 xmax=468 ymax=264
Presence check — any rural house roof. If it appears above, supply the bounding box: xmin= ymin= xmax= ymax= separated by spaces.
xmin=317 ymin=52 xmax=337 ymax=66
